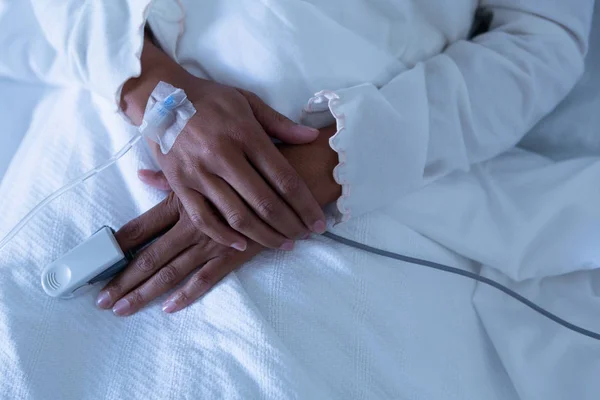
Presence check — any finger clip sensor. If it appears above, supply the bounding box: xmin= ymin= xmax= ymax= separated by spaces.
xmin=41 ymin=227 xmax=131 ymax=298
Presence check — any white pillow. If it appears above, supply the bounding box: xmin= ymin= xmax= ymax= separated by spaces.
xmin=520 ymin=2 xmax=600 ymax=160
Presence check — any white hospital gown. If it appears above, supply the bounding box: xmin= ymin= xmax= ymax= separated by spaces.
xmin=9 ymin=0 xmax=596 ymax=223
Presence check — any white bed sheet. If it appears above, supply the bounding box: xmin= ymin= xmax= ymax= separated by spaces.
xmin=0 ymin=79 xmax=47 ymax=181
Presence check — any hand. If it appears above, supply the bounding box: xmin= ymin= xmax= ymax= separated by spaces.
xmin=121 ymin=38 xmax=327 ymax=252
xmin=96 ymin=192 xmax=263 ymax=316
xmin=140 ymin=125 xmax=342 ymax=207
xmin=97 ymin=125 xmax=341 ymax=316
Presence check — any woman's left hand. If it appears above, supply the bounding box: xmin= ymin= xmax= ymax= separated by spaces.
xmin=96 ymin=191 xmax=263 ymax=315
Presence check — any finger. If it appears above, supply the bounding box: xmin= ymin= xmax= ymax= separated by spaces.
xmin=97 ymin=222 xmax=193 ymax=310
xmin=222 ymin=156 xmax=307 ymax=241
xmin=200 ymin=174 xmax=293 ymax=250
xmin=177 ymin=187 xmax=248 ymax=251
xmin=111 ymin=244 xmax=212 ymax=316
xmin=114 ymin=192 xmax=180 ymax=252
xmin=245 ymin=142 xmax=327 ymax=234
xmin=241 ymin=90 xmax=319 ymax=144
xmin=161 ymin=254 xmax=240 ymax=314
xmin=138 ymin=169 xmax=172 ymax=191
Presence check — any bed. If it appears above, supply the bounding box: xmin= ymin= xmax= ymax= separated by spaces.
xmin=0 ymin=4 xmax=599 ymax=400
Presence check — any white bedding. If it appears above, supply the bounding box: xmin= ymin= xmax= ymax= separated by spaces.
xmin=2 ymin=85 xmax=600 ymax=400
xmin=0 ymin=88 xmax=516 ymax=400
xmin=0 ymin=79 xmax=46 ymax=180
xmin=1 ymin=2 xmax=600 ymax=400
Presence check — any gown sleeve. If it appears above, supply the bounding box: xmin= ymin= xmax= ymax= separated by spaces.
xmin=312 ymin=0 xmax=595 ymax=222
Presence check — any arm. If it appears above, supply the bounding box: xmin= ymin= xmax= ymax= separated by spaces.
xmin=320 ymin=0 xmax=595 ymax=222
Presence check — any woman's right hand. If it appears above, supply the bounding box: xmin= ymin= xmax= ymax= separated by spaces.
xmin=121 ymin=38 xmax=327 ymax=252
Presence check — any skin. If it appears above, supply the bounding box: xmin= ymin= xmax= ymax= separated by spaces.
xmin=121 ymin=37 xmax=327 ymax=253
xmin=97 ymin=125 xmax=341 ymax=316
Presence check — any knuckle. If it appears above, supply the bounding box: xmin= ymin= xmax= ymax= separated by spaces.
xmin=134 ymin=253 xmax=157 ymax=274
xmin=256 ymin=198 xmax=279 ymax=220
xmin=243 ymin=90 xmax=259 ymax=102
xmin=157 ymin=265 xmax=179 ymax=288
xmin=182 ymin=162 xmax=201 ymax=179
xmin=221 ymin=86 xmax=242 ymax=101
xmin=188 ymin=212 xmax=206 ymax=229
xmin=167 ymin=173 xmax=186 ymax=191
xmin=169 ymin=164 xmax=187 ymax=183
xmin=104 ymin=282 xmax=122 ymax=298
xmin=122 ymin=219 xmax=144 ymax=244
xmin=237 ymin=89 xmax=259 ymax=106
xmin=174 ymin=290 xmax=190 ymax=306
xmin=227 ymin=211 xmax=250 ymax=231
xmin=271 ymin=109 xmax=289 ymax=123
xmin=199 ymin=141 xmax=222 ymax=160
xmin=200 ymin=141 xmax=231 ymax=170
xmin=277 ymin=172 xmax=301 ymax=196
xmin=189 ymin=273 xmax=212 ymax=293
xmin=127 ymin=290 xmax=144 ymax=307
xmin=232 ymin=122 xmax=260 ymax=142
xmin=235 ymin=121 xmax=258 ymax=134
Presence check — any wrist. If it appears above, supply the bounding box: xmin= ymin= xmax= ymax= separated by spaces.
xmin=279 ymin=126 xmax=342 ymax=207
xmin=120 ymin=38 xmax=191 ymax=125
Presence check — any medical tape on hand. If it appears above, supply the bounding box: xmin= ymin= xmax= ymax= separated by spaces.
xmin=140 ymin=81 xmax=196 ymax=154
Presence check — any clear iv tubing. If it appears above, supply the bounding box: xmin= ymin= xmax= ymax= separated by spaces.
xmin=0 ymin=134 xmax=143 ymax=252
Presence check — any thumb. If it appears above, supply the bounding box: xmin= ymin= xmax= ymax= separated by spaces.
xmin=138 ymin=169 xmax=172 ymax=191
xmin=241 ymin=90 xmax=319 ymax=144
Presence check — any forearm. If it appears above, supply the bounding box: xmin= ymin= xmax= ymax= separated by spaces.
xmin=316 ymin=0 xmax=593 ymax=221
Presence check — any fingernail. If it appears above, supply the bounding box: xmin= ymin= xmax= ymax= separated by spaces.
xmin=163 ymin=294 xmax=185 ymax=314
xmin=231 ymin=242 xmax=247 ymax=252
xmin=280 ymin=240 xmax=295 ymax=251
xmin=112 ymin=299 xmax=131 ymax=316
xmin=301 ymin=232 xmax=311 ymax=239
xmin=312 ymin=220 xmax=327 ymax=234
xmin=96 ymin=291 xmax=112 ymax=309
xmin=292 ymin=125 xmax=319 ymax=136
xmin=162 ymin=299 xmax=178 ymax=313
xmin=137 ymin=170 xmax=153 ymax=180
